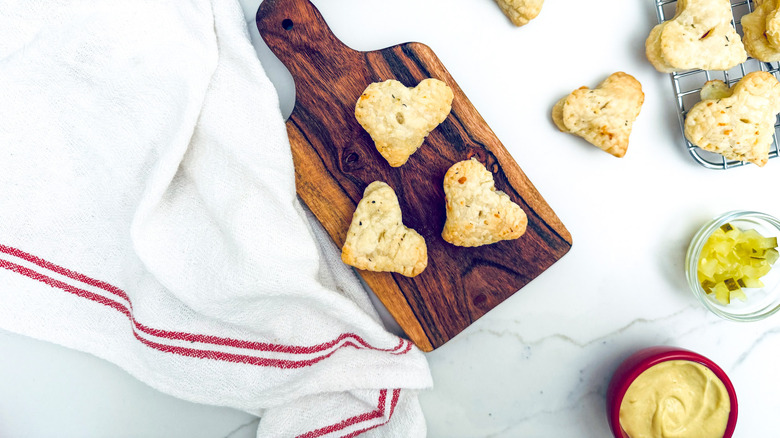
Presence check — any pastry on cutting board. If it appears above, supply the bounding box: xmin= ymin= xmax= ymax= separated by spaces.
xmin=441 ymin=158 xmax=527 ymax=247
xmin=355 ymin=79 xmax=453 ymax=167
xmin=341 ymin=181 xmax=427 ymax=277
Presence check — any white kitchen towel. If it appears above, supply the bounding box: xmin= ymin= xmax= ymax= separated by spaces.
xmin=0 ymin=0 xmax=432 ymax=437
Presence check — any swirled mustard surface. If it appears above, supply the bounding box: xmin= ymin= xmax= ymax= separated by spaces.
xmin=619 ymin=360 xmax=730 ymax=438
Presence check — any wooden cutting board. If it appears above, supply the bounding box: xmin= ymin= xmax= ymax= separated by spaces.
xmin=256 ymin=0 xmax=572 ymax=352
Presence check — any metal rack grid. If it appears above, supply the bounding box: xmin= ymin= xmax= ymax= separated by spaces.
xmin=654 ymin=0 xmax=780 ymax=169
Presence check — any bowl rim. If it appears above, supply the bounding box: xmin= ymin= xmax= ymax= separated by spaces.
xmin=685 ymin=210 xmax=780 ymax=322
xmin=606 ymin=346 xmax=738 ymax=438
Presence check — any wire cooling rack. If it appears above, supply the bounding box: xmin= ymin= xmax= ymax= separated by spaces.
xmin=654 ymin=0 xmax=780 ymax=169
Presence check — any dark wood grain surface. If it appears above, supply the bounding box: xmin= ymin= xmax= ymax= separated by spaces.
xmin=256 ymin=0 xmax=572 ymax=352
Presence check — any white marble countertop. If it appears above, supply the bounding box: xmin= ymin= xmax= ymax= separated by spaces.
xmin=3 ymin=0 xmax=780 ymax=436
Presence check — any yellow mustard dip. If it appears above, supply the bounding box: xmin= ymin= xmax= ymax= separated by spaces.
xmin=619 ymin=360 xmax=730 ymax=438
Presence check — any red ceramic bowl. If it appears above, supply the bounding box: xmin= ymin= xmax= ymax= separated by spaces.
xmin=606 ymin=346 xmax=738 ymax=438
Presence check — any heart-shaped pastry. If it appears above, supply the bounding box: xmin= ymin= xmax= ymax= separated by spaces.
xmin=684 ymin=71 xmax=780 ymax=167
xmin=645 ymin=0 xmax=746 ymax=72
xmin=341 ymin=181 xmax=427 ymax=277
xmin=355 ymin=78 xmax=453 ymax=167
xmin=441 ymin=158 xmax=527 ymax=247
xmin=552 ymin=72 xmax=644 ymax=158
xmin=742 ymin=0 xmax=780 ymax=61
xmin=494 ymin=0 xmax=544 ymax=26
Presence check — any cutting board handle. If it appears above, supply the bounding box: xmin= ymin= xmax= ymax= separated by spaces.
xmin=256 ymin=0 xmax=359 ymax=75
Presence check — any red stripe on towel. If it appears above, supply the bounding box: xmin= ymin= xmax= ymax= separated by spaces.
xmin=0 ymin=244 xmax=131 ymax=302
xmin=0 ymin=258 xmax=408 ymax=368
xmin=0 ymin=244 xmax=411 ymax=357
xmin=0 ymin=258 xmax=356 ymax=368
xmin=339 ymin=389 xmax=402 ymax=438
xmin=296 ymin=389 xmax=402 ymax=438
xmin=0 ymin=245 xmax=410 ymax=437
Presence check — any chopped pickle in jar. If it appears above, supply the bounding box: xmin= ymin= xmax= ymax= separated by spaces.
xmin=731 ymin=289 xmax=747 ymax=302
xmin=713 ymin=282 xmax=730 ymax=305
xmin=698 ymin=222 xmax=779 ymax=305
xmin=765 ymin=248 xmax=780 ymax=264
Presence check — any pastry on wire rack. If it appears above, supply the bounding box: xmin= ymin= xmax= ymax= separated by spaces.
xmin=684 ymin=71 xmax=780 ymax=167
xmin=645 ymin=0 xmax=746 ymax=72
xmin=742 ymin=0 xmax=780 ymax=62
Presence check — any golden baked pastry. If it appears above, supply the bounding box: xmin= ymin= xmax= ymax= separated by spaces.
xmin=355 ymin=79 xmax=453 ymax=167
xmin=495 ymin=0 xmax=544 ymax=26
xmin=742 ymin=0 xmax=780 ymax=61
xmin=684 ymin=71 xmax=780 ymax=167
xmin=552 ymin=72 xmax=644 ymax=158
xmin=441 ymin=158 xmax=527 ymax=247
xmin=341 ymin=181 xmax=427 ymax=277
xmin=645 ymin=0 xmax=746 ymax=72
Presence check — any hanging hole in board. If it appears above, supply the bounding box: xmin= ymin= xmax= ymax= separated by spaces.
xmin=282 ymin=19 xmax=294 ymax=30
